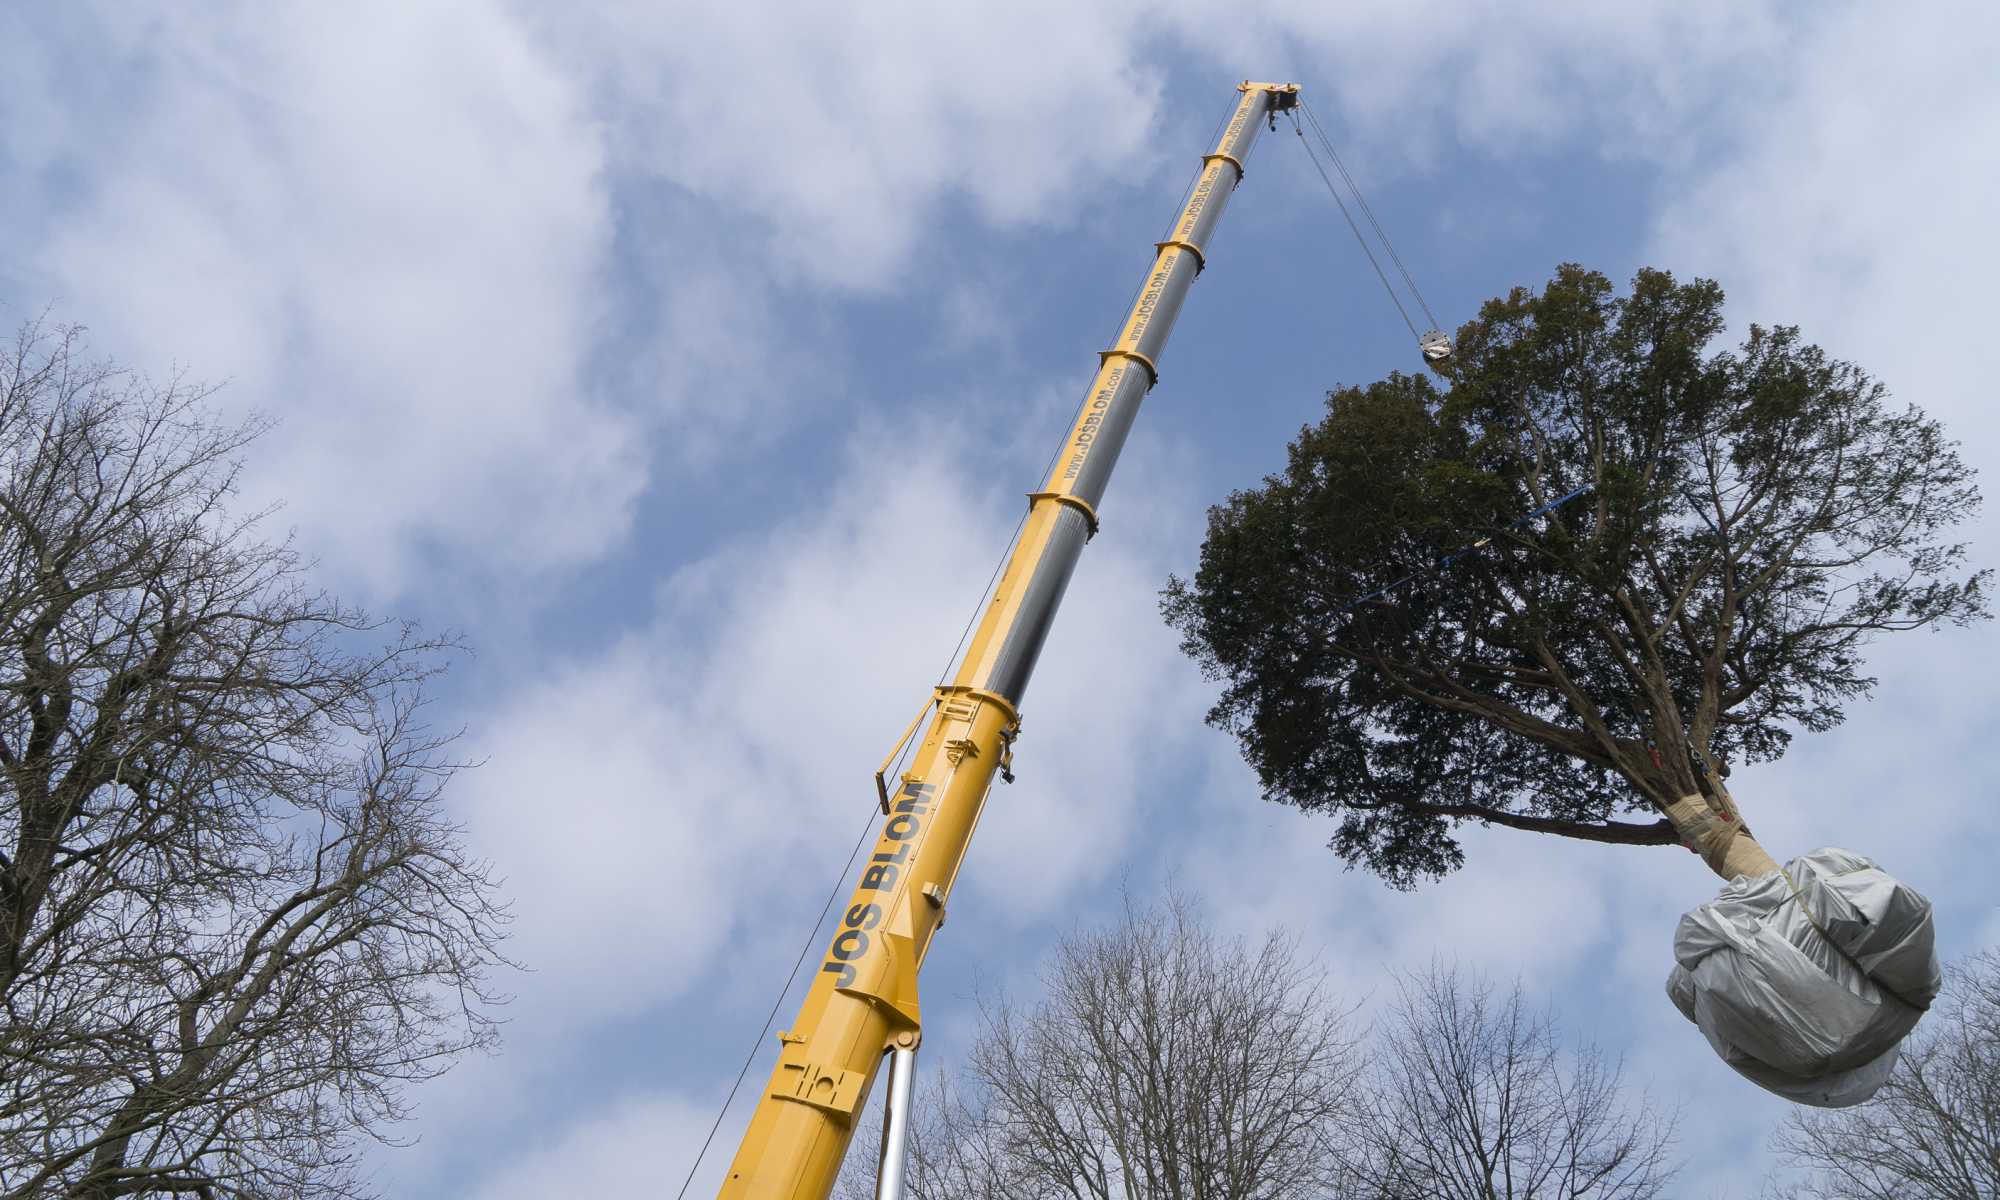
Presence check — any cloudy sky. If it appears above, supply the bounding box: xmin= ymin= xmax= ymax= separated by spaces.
xmin=4 ymin=2 xmax=1997 ymax=1196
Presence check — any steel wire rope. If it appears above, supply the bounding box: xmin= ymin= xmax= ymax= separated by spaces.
xmin=1288 ymin=112 xmax=1421 ymax=344
xmin=672 ymin=805 xmax=883 ymax=1200
xmin=1330 ymin=482 xmax=1598 ymax=617
xmin=1299 ymin=102 xmax=1443 ymax=334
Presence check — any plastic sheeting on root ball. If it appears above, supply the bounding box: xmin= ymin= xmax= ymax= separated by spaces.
xmin=1667 ymin=847 xmax=1941 ymax=1108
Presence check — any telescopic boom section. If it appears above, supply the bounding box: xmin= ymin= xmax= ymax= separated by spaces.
xmin=714 ymin=81 xmax=1298 ymax=1200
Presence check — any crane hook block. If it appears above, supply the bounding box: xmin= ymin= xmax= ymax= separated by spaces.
xmin=1419 ymin=329 xmax=1455 ymax=372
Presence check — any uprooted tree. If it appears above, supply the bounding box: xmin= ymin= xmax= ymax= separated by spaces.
xmin=1164 ymin=264 xmax=1986 ymax=887
xmin=0 ymin=322 xmax=506 ymax=1199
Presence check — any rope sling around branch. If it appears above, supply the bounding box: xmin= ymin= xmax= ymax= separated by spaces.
xmin=1332 ymin=481 xmax=1597 ymax=620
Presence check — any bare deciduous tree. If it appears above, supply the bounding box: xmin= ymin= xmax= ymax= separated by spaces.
xmin=1772 ymin=949 xmax=2000 ymax=1200
xmin=0 ymin=322 xmax=506 ymax=1199
xmin=1349 ymin=964 xmax=1679 ymax=1200
xmin=834 ymin=1068 xmax=1012 ymax=1200
xmin=837 ymin=890 xmax=1361 ymax=1200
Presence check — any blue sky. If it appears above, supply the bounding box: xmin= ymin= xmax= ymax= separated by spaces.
xmin=4 ymin=3 xmax=1998 ymax=1197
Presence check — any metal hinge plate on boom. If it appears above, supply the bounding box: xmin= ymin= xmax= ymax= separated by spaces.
xmin=772 ymin=1060 xmax=865 ymax=1123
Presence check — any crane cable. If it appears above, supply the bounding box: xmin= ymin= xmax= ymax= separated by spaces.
xmin=672 ymin=806 xmax=883 ymax=1200
xmin=1302 ymin=103 xmax=1444 ymax=333
xmin=1288 ymin=102 xmax=1442 ymax=346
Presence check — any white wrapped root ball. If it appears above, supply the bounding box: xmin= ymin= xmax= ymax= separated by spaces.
xmin=1667 ymin=847 xmax=1941 ymax=1108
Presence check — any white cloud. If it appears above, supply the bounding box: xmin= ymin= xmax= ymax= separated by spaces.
xmin=519 ymin=0 xmax=1805 ymax=308
xmin=463 ymin=1091 xmax=720 ymax=1200
xmin=1642 ymin=0 xmax=2000 ymax=989
xmin=445 ymin=399 xmax=1258 ymax=1019
xmin=0 ymin=0 xmax=1806 ymax=603
xmin=1156 ymin=0 xmax=1788 ymax=164
xmin=377 ymin=407 xmax=1213 ymax=1193
xmin=455 ymin=414 xmax=1022 ymax=1025
xmin=434 ymin=2 xmax=2000 ymax=1194
xmin=1650 ymin=2 xmax=2000 ymax=455
xmin=534 ymin=0 xmax=1169 ymax=290
xmin=0 ymin=1 xmax=622 ymax=596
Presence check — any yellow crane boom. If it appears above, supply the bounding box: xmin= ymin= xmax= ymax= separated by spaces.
xmin=716 ymin=79 xmax=1300 ymax=1200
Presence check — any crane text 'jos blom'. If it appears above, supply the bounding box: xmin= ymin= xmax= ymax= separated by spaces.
xmin=821 ymin=780 xmax=936 ymax=989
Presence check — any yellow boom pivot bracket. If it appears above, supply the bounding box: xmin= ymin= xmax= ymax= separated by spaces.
xmin=771 ymin=1060 xmax=866 ymax=1124
xmin=874 ymin=696 xmax=937 ymax=814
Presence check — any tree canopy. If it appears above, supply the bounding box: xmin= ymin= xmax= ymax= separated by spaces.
xmin=1164 ymin=265 xmax=1986 ymax=888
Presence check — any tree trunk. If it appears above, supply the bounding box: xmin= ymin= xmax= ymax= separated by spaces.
xmin=1663 ymin=791 xmax=1779 ymax=881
